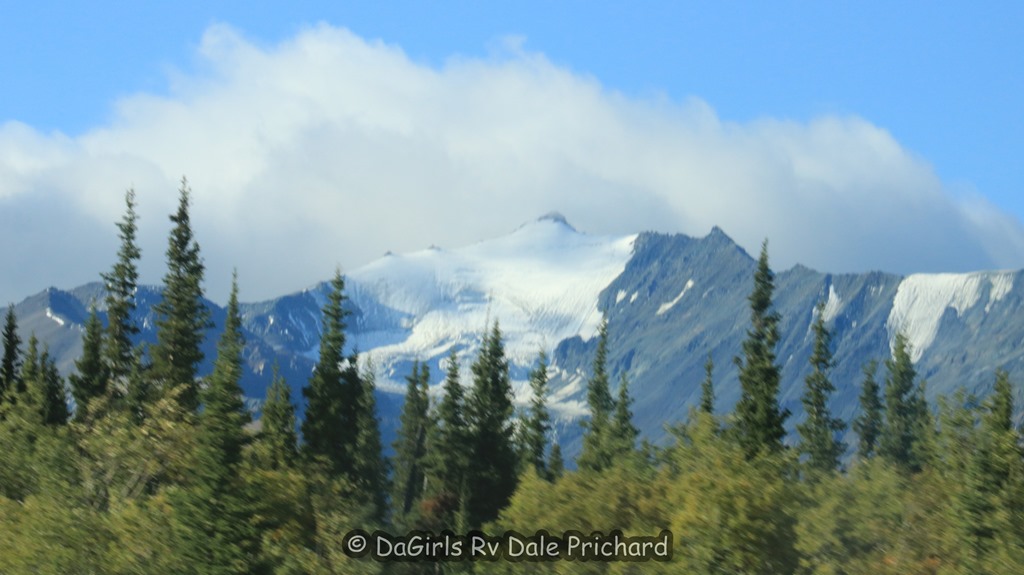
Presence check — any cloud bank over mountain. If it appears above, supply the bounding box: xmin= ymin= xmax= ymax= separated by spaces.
xmin=2 ymin=23 xmax=1022 ymax=304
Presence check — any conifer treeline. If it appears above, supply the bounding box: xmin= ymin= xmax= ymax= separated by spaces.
xmin=1 ymin=183 xmax=1022 ymax=574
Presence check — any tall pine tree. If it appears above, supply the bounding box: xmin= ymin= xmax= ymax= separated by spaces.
xmin=734 ymin=240 xmax=789 ymax=459
xmin=69 ymin=307 xmax=107 ymax=419
xmin=152 ymin=179 xmax=211 ymax=412
xmin=425 ymin=349 xmax=471 ymax=525
xmin=353 ymin=358 xmax=388 ymax=521
xmin=1 ymin=305 xmax=22 ymax=404
xmin=878 ymin=332 xmax=925 ymax=472
xmin=797 ymin=300 xmax=845 ymax=473
xmin=519 ymin=350 xmax=551 ymax=476
xmin=172 ymin=273 xmax=258 ymax=574
xmin=102 ymin=188 xmax=142 ymax=385
xmin=700 ymin=352 xmax=715 ymax=415
xmin=464 ymin=322 xmax=518 ymax=527
xmin=853 ymin=360 xmax=883 ymax=459
xmin=609 ymin=373 xmax=639 ymax=457
xmin=391 ymin=361 xmax=431 ymax=522
xmin=255 ymin=363 xmax=298 ymax=471
xmin=578 ymin=318 xmax=615 ymax=472
xmin=301 ymin=270 xmax=361 ymax=478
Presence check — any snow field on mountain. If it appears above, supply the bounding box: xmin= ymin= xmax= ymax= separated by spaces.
xmin=886 ymin=272 xmax=1015 ymax=362
xmin=344 ymin=217 xmax=637 ymax=399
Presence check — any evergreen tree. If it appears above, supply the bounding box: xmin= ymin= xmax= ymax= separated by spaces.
xmin=853 ymin=360 xmax=883 ymax=459
xmin=425 ymin=349 xmax=470 ymax=523
xmin=700 ymin=352 xmax=715 ymax=415
xmin=301 ymin=270 xmax=361 ymax=478
xmin=172 ymin=273 xmax=257 ymax=574
xmin=1 ymin=304 xmax=21 ymax=403
xmin=122 ymin=345 xmax=153 ymax=425
xmin=255 ymin=363 xmax=298 ymax=471
xmin=152 ymin=179 xmax=211 ymax=412
xmin=392 ymin=361 xmax=431 ymax=521
xmin=578 ymin=318 xmax=615 ymax=472
xmin=353 ymin=358 xmax=388 ymax=521
xmin=37 ymin=345 xmax=69 ymax=427
xmin=610 ymin=373 xmax=639 ymax=457
xmin=102 ymin=188 xmax=142 ymax=384
xmin=520 ymin=350 xmax=551 ymax=476
xmin=547 ymin=443 xmax=564 ymax=481
xmin=797 ymin=301 xmax=845 ymax=473
xmin=464 ymin=322 xmax=518 ymax=527
xmin=734 ymin=240 xmax=789 ymax=459
xmin=879 ymin=332 xmax=924 ymax=471
xmin=69 ymin=307 xmax=108 ymax=419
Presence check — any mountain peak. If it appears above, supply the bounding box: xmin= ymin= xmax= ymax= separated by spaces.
xmin=535 ymin=211 xmax=576 ymax=231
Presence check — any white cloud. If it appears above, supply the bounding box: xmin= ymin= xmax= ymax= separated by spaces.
xmin=2 ymin=22 xmax=1022 ymax=305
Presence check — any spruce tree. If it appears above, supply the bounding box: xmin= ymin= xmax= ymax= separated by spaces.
xmin=578 ymin=318 xmax=615 ymax=472
xmin=173 ymin=273 xmax=257 ymax=574
xmin=17 ymin=336 xmax=39 ymax=406
xmin=255 ymin=363 xmax=298 ymax=471
xmin=301 ymin=270 xmax=361 ymax=477
xmin=878 ymin=332 xmax=923 ymax=471
xmin=38 ymin=345 xmax=69 ymax=426
xmin=425 ymin=349 xmax=470 ymax=524
xmin=610 ymin=373 xmax=639 ymax=457
xmin=547 ymin=443 xmax=564 ymax=481
xmin=1 ymin=304 xmax=21 ymax=403
xmin=520 ymin=351 xmax=552 ymax=476
xmin=392 ymin=361 xmax=431 ymax=521
xmin=69 ymin=307 xmax=108 ymax=419
xmin=700 ymin=352 xmax=715 ymax=415
xmin=464 ymin=322 xmax=518 ymax=527
xmin=853 ymin=360 xmax=883 ymax=459
xmin=152 ymin=179 xmax=211 ymax=412
xmin=734 ymin=240 xmax=789 ymax=459
xmin=797 ymin=301 xmax=845 ymax=473
xmin=354 ymin=359 xmax=389 ymax=520
xmin=102 ymin=188 xmax=142 ymax=384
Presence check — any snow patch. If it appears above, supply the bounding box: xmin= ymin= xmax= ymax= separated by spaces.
xmin=821 ymin=284 xmax=842 ymax=323
xmin=656 ymin=279 xmax=694 ymax=316
xmin=887 ymin=272 xmax=1010 ymax=362
xmin=343 ymin=217 xmax=638 ymax=377
xmin=629 ymin=291 xmax=638 ymax=303
xmin=615 ymin=289 xmax=628 ymax=304
xmin=45 ymin=307 xmax=65 ymax=326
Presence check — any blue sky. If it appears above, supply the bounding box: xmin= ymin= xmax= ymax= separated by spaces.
xmin=1 ymin=2 xmax=1023 ymax=303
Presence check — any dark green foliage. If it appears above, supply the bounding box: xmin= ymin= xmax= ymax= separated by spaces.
xmin=69 ymin=308 xmax=108 ymax=419
xmin=391 ymin=361 xmax=431 ymax=521
xmin=255 ymin=364 xmax=298 ymax=471
xmin=37 ymin=346 xmax=69 ymax=427
xmin=301 ymin=270 xmax=362 ymax=478
xmin=610 ymin=373 xmax=639 ymax=456
xmin=464 ymin=322 xmax=518 ymax=527
xmin=879 ymin=332 xmax=928 ymax=472
xmin=797 ymin=301 xmax=845 ymax=473
xmin=102 ymin=188 xmax=141 ymax=384
xmin=700 ymin=352 xmax=715 ymax=415
xmin=734 ymin=240 xmax=789 ymax=459
xmin=152 ymin=179 xmax=211 ymax=412
xmin=424 ymin=349 xmax=470 ymax=527
xmin=853 ymin=360 xmax=883 ymax=459
xmin=353 ymin=359 xmax=389 ymax=521
xmin=520 ymin=350 xmax=551 ymax=477
xmin=172 ymin=274 xmax=258 ymax=574
xmin=0 ymin=304 xmax=21 ymax=403
xmin=578 ymin=318 xmax=615 ymax=472
xmin=547 ymin=442 xmax=564 ymax=481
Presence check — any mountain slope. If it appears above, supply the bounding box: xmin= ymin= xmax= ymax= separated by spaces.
xmin=10 ymin=216 xmax=1024 ymax=463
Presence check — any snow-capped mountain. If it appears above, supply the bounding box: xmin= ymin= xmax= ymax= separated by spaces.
xmin=12 ymin=215 xmax=1024 ymax=460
